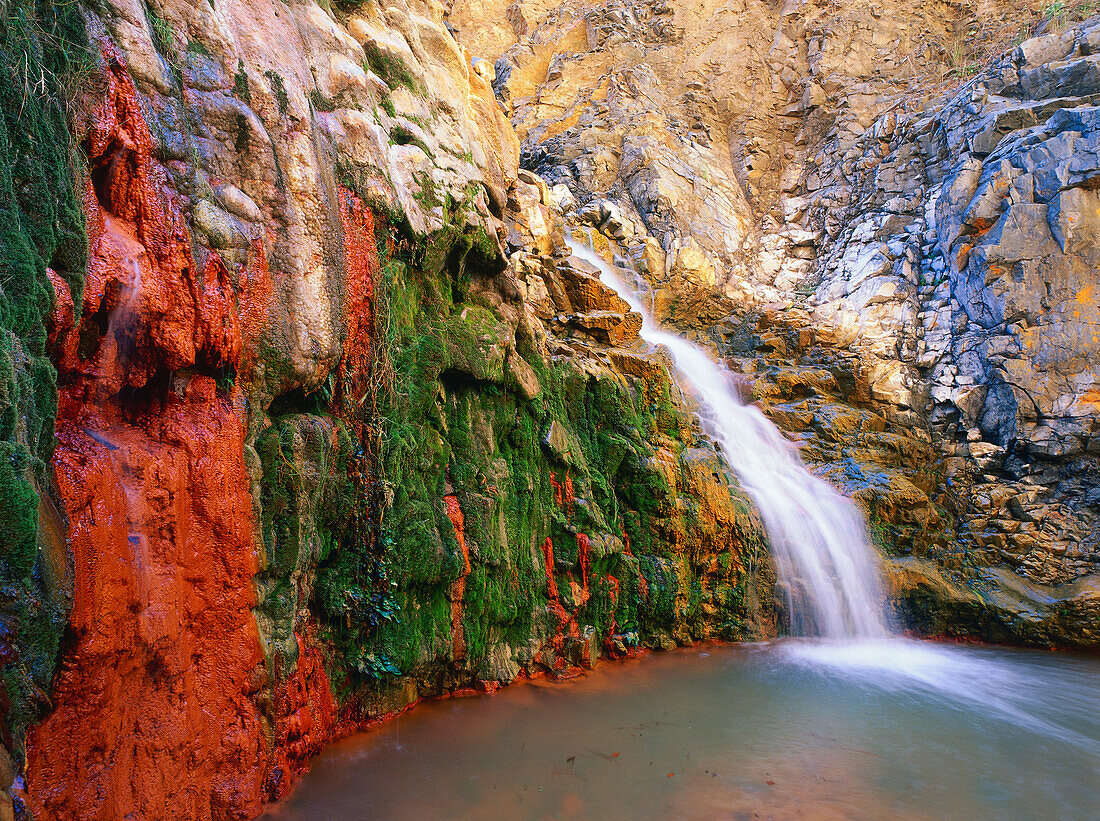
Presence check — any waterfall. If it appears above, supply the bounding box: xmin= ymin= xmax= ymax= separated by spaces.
xmin=566 ymin=238 xmax=890 ymax=639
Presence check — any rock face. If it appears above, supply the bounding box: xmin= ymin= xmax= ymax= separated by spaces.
xmin=0 ymin=1 xmax=772 ymax=819
xmin=454 ymin=0 xmax=1027 ymax=303
xmin=28 ymin=43 xmax=270 ymax=818
xmin=448 ymin=0 xmax=1100 ymax=647
xmin=797 ymin=21 xmax=1100 ymax=643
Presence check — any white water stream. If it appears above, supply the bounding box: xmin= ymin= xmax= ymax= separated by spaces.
xmin=566 ymin=238 xmax=1100 ymax=755
xmin=566 ymin=238 xmax=888 ymax=639
xmin=262 ymin=242 xmax=1099 ymax=821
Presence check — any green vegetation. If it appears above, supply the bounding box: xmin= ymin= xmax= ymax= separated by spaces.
xmin=309 ymin=89 xmax=336 ymax=112
xmin=233 ymin=59 xmax=251 ymax=105
xmin=0 ymin=0 xmax=89 ymax=754
xmin=868 ymin=509 xmax=894 ymax=553
xmin=362 ymin=41 xmax=422 ymax=95
xmin=318 ymin=201 xmax=761 ymax=684
xmin=265 ymin=69 xmax=289 ymax=116
xmin=943 ymin=26 xmax=981 ymax=80
xmin=145 ymin=1 xmax=173 ymax=59
xmin=1044 ymin=0 xmax=1100 ymax=30
xmin=249 ymin=179 xmax=762 ymax=702
xmin=410 ymin=170 xmax=441 ymax=210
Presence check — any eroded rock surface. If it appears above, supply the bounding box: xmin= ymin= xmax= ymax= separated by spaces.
xmin=448 ymin=0 xmax=1099 ymax=646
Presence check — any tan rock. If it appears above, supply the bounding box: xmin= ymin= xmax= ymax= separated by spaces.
xmin=558 ymin=262 xmax=630 ymax=314
xmin=568 ymin=310 xmax=643 ymax=345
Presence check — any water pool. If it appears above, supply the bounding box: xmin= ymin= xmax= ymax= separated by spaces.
xmin=262 ymin=640 xmax=1100 ymax=820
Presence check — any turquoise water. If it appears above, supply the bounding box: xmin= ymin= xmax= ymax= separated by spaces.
xmin=263 ymin=641 xmax=1100 ymax=820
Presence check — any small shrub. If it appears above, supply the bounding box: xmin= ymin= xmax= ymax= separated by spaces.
xmin=264 ymin=69 xmax=289 ymax=115
xmin=363 ymin=41 xmax=421 ymax=94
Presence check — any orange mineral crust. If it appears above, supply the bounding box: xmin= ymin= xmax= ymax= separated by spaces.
xmin=27 ymin=46 xmax=271 ymax=821
xmin=26 ymin=381 xmax=267 ymax=821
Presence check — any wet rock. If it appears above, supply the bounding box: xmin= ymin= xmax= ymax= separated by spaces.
xmin=558 ymin=259 xmax=630 ymax=313
xmin=567 ymin=310 xmax=643 ymax=345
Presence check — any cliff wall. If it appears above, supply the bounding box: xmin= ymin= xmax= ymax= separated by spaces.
xmin=0 ymin=1 xmax=770 ymax=818
xmin=457 ymin=0 xmax=1100 ymax=646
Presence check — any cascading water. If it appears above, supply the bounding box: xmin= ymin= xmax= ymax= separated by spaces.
xmin=566 ymin=238 xmax=889 ymax=639
xmin=263 ymin=237 xmax=1100 ymax=821
xmin=562 ymin=237 xmax=1100 ymax=763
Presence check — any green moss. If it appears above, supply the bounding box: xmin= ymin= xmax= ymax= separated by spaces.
xmin=0 ymin=0 xmax=89 ymax=754
xmin=372 ymin=586 xmax=450 ymax=675
xmin=309 ymin=89 xmax=336 ymax=112
xmin=715 ymin=582 xmax=748 ymax=640
xmin=285 ymin=188 xmax=764 ymax=701
xmin=233 ymin=59 xmax=251 ymax=106
xmin=349 ymin=210 xmax=535 ymax=677
xmin=638 ymin=555 xmax=679 ymax=625
xmin=362 ymin=41 xmax=422 ymax=94
xmin=0 ymin=441 xmax=40 ymax=580
xmin=264 ymin=69 xmax=289 ymax=116
xmin=269 ymin=208 xmax=504 ymax=687
xmin=868 ymin=508 xmax=894 ymax=553
xmin=443 ymin=387 xmax=544 ymax=661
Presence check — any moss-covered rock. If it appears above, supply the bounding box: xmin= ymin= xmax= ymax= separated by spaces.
xmin=266 ymin=213 xmax=779 ymax=706
xmin=0 ymin=0 xmax=88 ymax=754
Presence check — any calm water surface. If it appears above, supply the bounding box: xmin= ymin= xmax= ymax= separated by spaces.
xmin=263 ymin=641 xmax=1100 ymax=821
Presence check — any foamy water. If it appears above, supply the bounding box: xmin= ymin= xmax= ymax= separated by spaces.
xmin=567 ymin=238 xmax=888 ymax=639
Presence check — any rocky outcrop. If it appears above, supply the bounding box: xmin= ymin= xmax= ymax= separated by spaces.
xmin=455 ymin=0 xmax=1028 ymax=305
xmin=451 ymin=0 xmax=1100 ymax=647
xmin=0 ymin=1 xmax=773 ymax=818
xmin=795 ymin=21 xmax=1100 ymax=644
